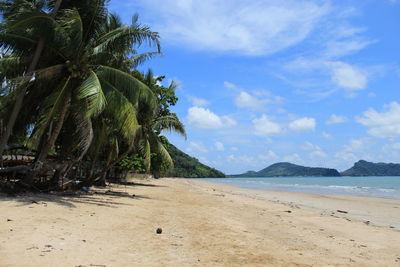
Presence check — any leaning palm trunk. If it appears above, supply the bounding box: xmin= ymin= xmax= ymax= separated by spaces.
xmin=0 ymin=0 xmax=63 ymax=166
xmin=91 ymin=147 xmax=134 ymax=185
xmin=23 ymin=93 xmax=70 ymax=186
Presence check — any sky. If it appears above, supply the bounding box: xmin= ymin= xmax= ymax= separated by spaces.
xmin=109 ymin=0 xmax=400 ymax=174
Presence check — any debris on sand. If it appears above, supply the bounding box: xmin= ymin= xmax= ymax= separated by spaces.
xmin=336 ymin=210 xmax=348 ymax=214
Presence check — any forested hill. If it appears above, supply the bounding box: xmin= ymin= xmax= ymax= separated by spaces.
xmin=167 ymin=144 xmax=225 ymax=178
xmin=229 ymin=162 xmax=340 ymax=177
xmin=341 ymin=160 xmax=400 ymax=176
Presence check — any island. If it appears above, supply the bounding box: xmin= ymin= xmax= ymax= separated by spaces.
xmin=229 ymin=162 xmax=341 ymax=177
xmin=341 ymin=160 xmax=400 ymax=176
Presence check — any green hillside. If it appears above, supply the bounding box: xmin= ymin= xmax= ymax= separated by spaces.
xmin=167 ymin=144 xmax=225 ymax=178
xmin=341 ymin=160 xmax=400 ymax=176
xmin=230 ymin=162 xmax=340 ymax=177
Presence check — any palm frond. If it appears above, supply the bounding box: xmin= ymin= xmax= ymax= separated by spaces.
xmin=130 ymin=51 xmax=161 ymax=69
xmin=93 ymin=15 xmax=160 ymax=55
xmin=76 ymin=70 xmax=106 ymax=117
xmin=56 ymin=8 xmax=83 ymax=50
xmin=156 ymin=139 xmax=174 ymax=170
xmin=101 ymin=79 xmax=140 ymax=143
xmin=0 ymin=55 xmax=21 ymax=80
xmin=31 ymin=77 xmax=71 ymax=145
xmin=153 ymin=114 xmax=186 ymax=138
xmin=97 ymin=65 xmax=156 ymax=108
xmin=138 ymin=139 xmax=151 ymax=172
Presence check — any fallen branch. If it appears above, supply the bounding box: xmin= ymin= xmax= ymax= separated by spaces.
xmin=0 ymin=165 xmax=30 ymax=173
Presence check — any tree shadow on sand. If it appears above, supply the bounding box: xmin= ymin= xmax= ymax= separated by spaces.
xmin=0 ymin=183 xmax=155 ymax=208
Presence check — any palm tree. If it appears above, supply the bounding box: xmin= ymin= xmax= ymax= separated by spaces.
xmin=0 ymin=1 xmax=161 ymax=185
xmin=134 ymin=70 xmax=186 ymax=178
xmin=0 ymin=0 xmax=63 ymax=164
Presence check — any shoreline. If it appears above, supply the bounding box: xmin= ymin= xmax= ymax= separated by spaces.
xmin=1 ymin=178 xmax=400 ymax=266
xmin=188 ymin=179 xmax=400 ymax=230
xmin=198 ymin=176 xmax=400 ymax=200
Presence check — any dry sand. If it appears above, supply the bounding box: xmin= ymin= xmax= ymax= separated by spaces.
xmin=1 ymin=178 xmax=400 ymax=267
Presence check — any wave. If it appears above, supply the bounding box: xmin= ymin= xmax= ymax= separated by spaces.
xmin=204 ymin=177 xmax=400 ymax=199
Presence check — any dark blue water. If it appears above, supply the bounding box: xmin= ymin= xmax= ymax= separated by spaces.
xmin=196 ymin=176 xmax=400 ymax=199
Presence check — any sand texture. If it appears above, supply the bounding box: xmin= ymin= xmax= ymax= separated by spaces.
xmin=1 ymin=178 xmax=400 ymax=267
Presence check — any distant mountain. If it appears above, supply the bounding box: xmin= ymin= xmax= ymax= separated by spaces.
xmin=229 ymin=162 xmax=340 ymax=177
xmin=167 ymin=144 xmax=225 ymax=178
xmin=341 ymin=160 xmax=400 ymax=176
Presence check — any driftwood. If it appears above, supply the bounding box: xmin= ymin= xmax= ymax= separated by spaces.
xmin=0 ymin=165 xmax=30 ymax=173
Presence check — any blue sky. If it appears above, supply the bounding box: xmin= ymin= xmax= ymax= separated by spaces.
xmin=109 ymin=0 xmax=400 ymax=174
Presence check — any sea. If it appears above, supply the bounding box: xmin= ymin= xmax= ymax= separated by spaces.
xmin=197 ymin=176 xmax=400 ymax=200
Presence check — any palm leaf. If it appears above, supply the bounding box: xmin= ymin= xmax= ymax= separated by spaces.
xmin=31 ymin=77 xmax=71 ymax=146
xmin=101 ymin=79 xmax=140 ymax=143
xmin=153 ymin=114 xmax=186 ymax=138
xmin=76 ymin=70 xmax=106 ymax=117
xmin=97 ymin=65 xmax=156 ymax=107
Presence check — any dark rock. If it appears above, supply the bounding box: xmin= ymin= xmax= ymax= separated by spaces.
xmin=337 ymin=210 xmax=348 ymax=214
xmin=156 ymin=228 xmax=162 ymax=234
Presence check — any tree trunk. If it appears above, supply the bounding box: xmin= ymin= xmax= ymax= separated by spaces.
xmin=91 ymin=147 xmax=133 ymax=184
xmin=0 ymin=0 xmax=63 ymax=166
xmin=38 ymin=95 xmax=70 ymax=163
xmin=23 ymin=93 xmax=70 ymax=185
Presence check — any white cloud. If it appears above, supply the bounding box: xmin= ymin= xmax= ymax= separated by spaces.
xmin=139 ymin=0 xmax=329 ymax=55
xmin=324 ymin=39 xmax=376 ymax=58
xmin=231 ymin=147 xmax=239 ymax=151
xmin=344 ymin=138 xmax=370 ymax=152
xmin=226 ymin=81 xmax=284 ymax=110
xmin=190 ymin=97 xmax=210 ymax=107
xmin=214 ymin=141 xmax=225 ymax=151
xmin=283 ymin=58 xmax=369 ymax=98
xmin=198 ymin=156 xmax=211 ymax=165
xmin=329 ymin=62 xmax=368 ymax=91
xmin=283 ymin=153 xmax=304 ymax=164
xmin=235 ymin=91 xmax=269 ymax=110
xmin=223 ymin=81 xmax=237 ymax=89
xmin=301 ymin=141 xmax=321 ymax=151
xmin=326 ymin=114 xmax=348 ymax=124
xmin=227 ymin=154 xmax=257 ymax=166
xmin=187 ymin=106 xmax=236 ymax=129
xmin=335 ymin=138 xmax=372 ymax=162
xmin=288 ymin=117 xmax=316 ymax=132
xmin=332 ymin=26 xmax=367 ymax=39
xmin=301 ymin=142 xmax=327 ymax=159
xmin=186 ymin=141 xmax=209 ymax=153
xmin=392 ymin=143 xmax=400 ymax=150
xmin=258 ymin=150 xmax=279 ymax=162
xmin=310 ymin=150 xmax=327 ymax=159
xmin=356 ymin=102 xmax=400 ymax=138
xmin=335 ymin=150 xmax=358 ymax=162
xmin=322 ymin=131 xmax=333 ymax=140
xmin=252 ymin=115 xmax=282 ymax=137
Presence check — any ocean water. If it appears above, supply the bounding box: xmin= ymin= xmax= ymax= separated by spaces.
xmin=196 ymin=176 xmax=400 ymax=200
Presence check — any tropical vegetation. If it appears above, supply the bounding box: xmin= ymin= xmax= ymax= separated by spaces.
xmin=0 ymin=0 xmax=196 ymax=191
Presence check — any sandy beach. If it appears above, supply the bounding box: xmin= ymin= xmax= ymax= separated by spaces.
xmin=1 ymin=178 xmax=400 ymax=267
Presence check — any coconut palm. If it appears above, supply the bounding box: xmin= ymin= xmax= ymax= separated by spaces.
xmin=0 ymin=0 xmax=161 ymax=185
xmin=0 ymin=0 xmax=64 ymax=164
xmin=133 ymin=70 xmax=186 ymax=178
